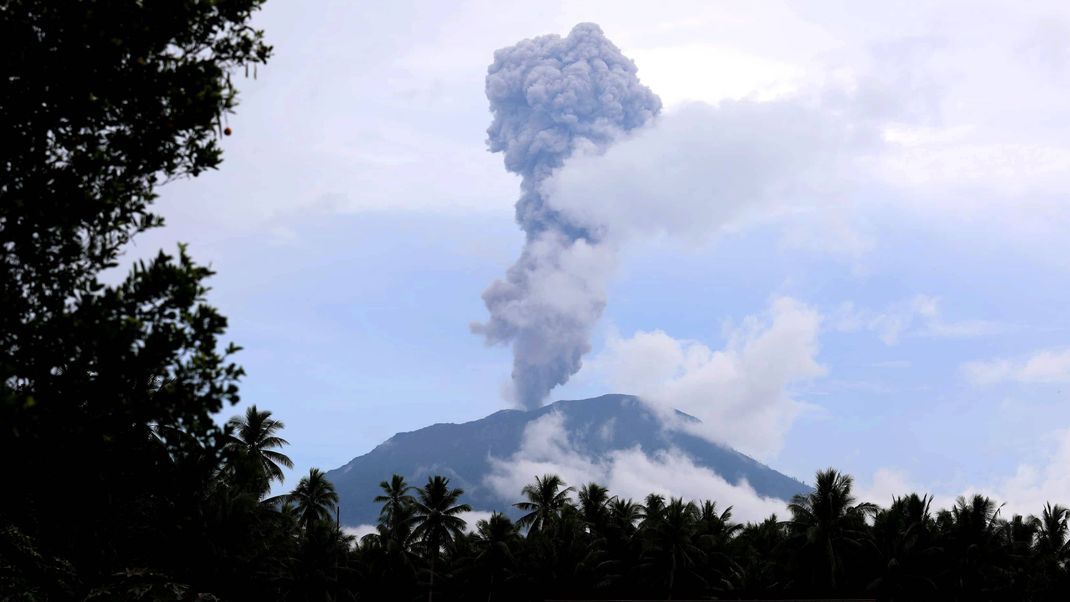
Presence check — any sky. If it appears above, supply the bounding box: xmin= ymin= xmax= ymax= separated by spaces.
xmin=132 ymin=0 xmax=1070 ymax=516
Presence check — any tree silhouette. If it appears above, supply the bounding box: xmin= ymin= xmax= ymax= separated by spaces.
xmin=474 ymin=513 xmax=520 ymax=601
xmin=515 ymin=474 xmax=575 ymax=535
xmin=226 ymin=405 xmax=293 ymax=496
xmin=641 ymin=497 xmax=705 ymax=598
xmin=1032 ymin=502 xmax=1070 ymax=560
xmin=939 ymin=494 xmax=1006 ymax=597
xmin=290 ymin=468 xmax=340 ymax=531
xmin=578 ymin=482 xmax=614 ymax=536
xmin=412 ymin=475 xmax=471 ymax=602
xmin=374 ymin=474 xmax=416 ymax=546
xmin=787 ymin=468 xmax=876 ymax=592
xmin=1 ymin=0 xmax=269 ymax=594
xmin=867 ymin=493 xmax=939 ymax=600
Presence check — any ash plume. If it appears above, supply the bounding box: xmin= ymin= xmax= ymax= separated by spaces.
xmin=472 ymin=23 xmax=661 ymax=408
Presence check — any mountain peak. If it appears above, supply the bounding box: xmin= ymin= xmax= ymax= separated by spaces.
xmin=327 ymin=394 xmax=809 ymax=526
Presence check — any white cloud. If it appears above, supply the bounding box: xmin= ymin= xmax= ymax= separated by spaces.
xmin=855 ymin=468 xmax=919 ymax=507
xmin=343 ymin=511 xmax=498 ymax=537
xmin=343 ymin=524 xmax=378 ymax=541
xmin=834 ymin=295 xmax=1003 ymax=346
xmin=542 ymin=99 xmax=876 ymax=251
xmin=458 ymin=510 xmax=497 ymax=531
xmin=629 ymin=44 xmax=805 ymax=106
xmin=485 ymin=412 xmax=786 ymax=522
xmin=587 ymin=297 xmax=824 ymax=459
xmin=978 ymin=429 xmax=1070 ymax=515
xmin=855 ymin=468 xmax=955 ymax=511
xmin=963 ymin=348 xmax=1070 ymax=386
xmin=859 ymin=428 xmax=1070 ymax=517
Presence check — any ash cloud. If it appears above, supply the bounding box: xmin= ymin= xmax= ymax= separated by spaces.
xmin=472 ymin=23 xmax=661 ymax=408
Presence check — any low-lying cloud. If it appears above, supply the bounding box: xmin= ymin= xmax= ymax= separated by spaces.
xmin=586 ymin=297 xmax=824 ymax=460
xmin=485 ymin=411 xmax=786 ymax=523
xmin=344 ymin=509 xmax=497 ymax=540
xmin=859 ymin=427 xmax=1070 ymax=517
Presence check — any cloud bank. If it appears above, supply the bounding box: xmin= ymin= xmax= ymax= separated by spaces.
xmin=485 ymin=411 xmax=785 ymax=523
xmin=587 ymin=297 xmax=824 ymax=460
xmin=859 ymin=427 xmax=1070 ymax=518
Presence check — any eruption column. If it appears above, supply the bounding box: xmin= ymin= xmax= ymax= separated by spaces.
xmin=472 ymin=24 xmax=660 ymax=408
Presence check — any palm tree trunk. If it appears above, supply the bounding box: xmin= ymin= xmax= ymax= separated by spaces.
xmin=428 ymin=552 xmax=436 ymax=602
xmin=826 ymin=538 xmax=837 ymax=590
xmin=669 ymin=550 xmax=676 ymax=600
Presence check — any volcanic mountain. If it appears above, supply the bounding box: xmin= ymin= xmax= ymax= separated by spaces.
xmin=326 ymin=394 xmax=810 ymax=527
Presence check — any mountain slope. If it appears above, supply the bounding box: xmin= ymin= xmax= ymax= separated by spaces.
xmin=326 ymin=394 xmax=809 ymax=526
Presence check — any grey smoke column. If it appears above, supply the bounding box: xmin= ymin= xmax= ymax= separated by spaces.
xmin=472 ymin=23 xmax=661 ymax=408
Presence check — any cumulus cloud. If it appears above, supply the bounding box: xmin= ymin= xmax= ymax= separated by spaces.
xmin=587 ymin=297 xmax=824 ymax=459
xmin=485 ymin=412 xmax=786 ymax=523
xmin=963 ymin=348 xmax=1070 ymax=386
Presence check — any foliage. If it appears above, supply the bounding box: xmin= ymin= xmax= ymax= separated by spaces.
xmin=226 ymin=405 xmax=294 ymax=496
xmin=0 ymin=0 xmax=274 ymax=597
xmin=350 ymin=469 xmax=1070 ymax=601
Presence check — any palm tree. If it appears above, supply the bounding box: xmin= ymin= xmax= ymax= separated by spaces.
xmin=938 ymin=494 xmax=1006 ymax=596
xmin=578 ymin=482 xmax=613 ymax=535
xmin=641 ymin=493 xmax=668 ymax=528
xmin=788 ymin=468 xmax=877 ymax=591
xmin=1030 ymin=502 xmax=1070 ymax=594
xmin=696 ymin=500 xmax=740 ymax=546
xmin=375 ymin=474 xmax=415 ymax=545
xmin=289 ymin=468 xmax=339 ymax=530
xmin=411 ymin=475 xmax=471 ymax=602
xmin=1000 ymin=513 xmax=1037 ymax=556
xmin=475 ymin=513 xmax=520 ymax=601
xmin=725 ymin=515 xmax=787 ymax=595
xmin=515 ymin=474 xmax=574 ymax=535
xmin=1032 ymin=502 xmax=1070 ymax=560
xmin=225 ymin=405 xmax=293 ymax=495
xmin=867 ymin=493 xmax=939 ymax=600
xmin=641 ymin=497 xmax=704 ymax=598
xmin=609 ymin=497 xmax=643 ymax=535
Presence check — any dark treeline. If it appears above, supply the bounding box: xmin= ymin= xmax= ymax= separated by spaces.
xmin=10 ymin=397 xmax=1070 ymax=600
xmin=3 ymin=0 xmax=1070 ymax=600
xmin=353 ymin=470 xmax=1070 ymax=601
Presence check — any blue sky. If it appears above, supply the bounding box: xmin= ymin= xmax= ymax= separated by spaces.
xmin=131 ymin=0 xmax=1070 ymax=513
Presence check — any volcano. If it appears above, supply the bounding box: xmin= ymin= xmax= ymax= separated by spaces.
xmin=326 ymin=394 xmax=810 ymax=526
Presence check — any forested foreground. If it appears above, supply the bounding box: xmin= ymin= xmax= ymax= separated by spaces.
xmin=10 ymin=403 xmax=1070 ymax=602
xmin=7 ymin=402 xmax=1070 ymax=601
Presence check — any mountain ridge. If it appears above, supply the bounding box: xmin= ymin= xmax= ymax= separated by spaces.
xmin=327 ymin=394 xmax=810 ymax=526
